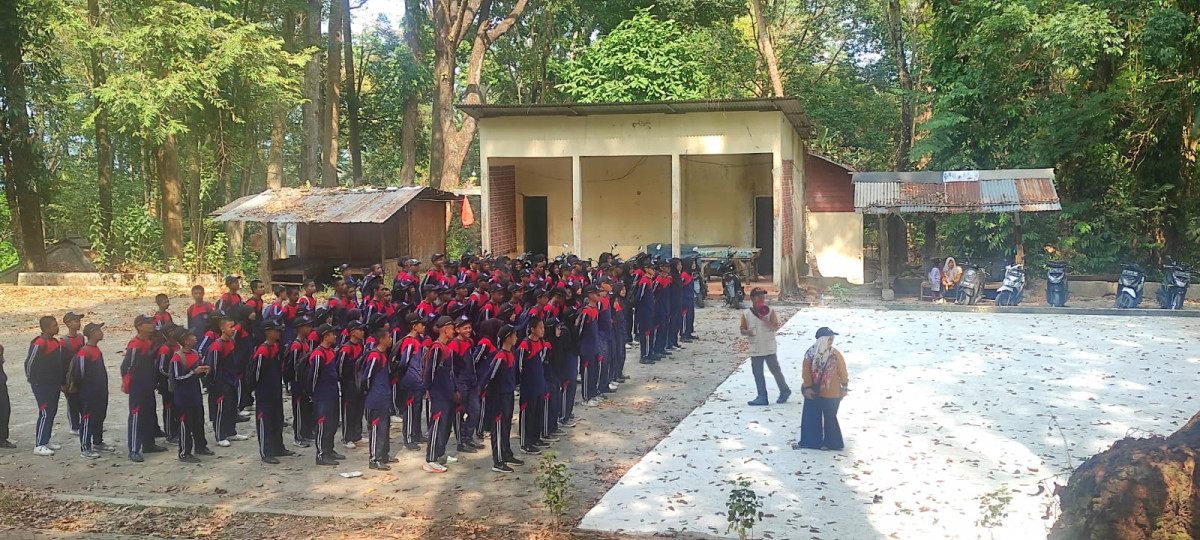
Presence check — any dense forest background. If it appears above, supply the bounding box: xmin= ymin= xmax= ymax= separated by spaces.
xmin=1 ymin=0 xmax=1197 ymax=277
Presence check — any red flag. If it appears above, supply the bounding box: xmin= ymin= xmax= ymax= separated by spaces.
xmin=460 ymin=195 xmax=475 ymax=228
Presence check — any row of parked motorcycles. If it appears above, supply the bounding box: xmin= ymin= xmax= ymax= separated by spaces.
xmin=953 ymin=258 xmax=1193 ymax=309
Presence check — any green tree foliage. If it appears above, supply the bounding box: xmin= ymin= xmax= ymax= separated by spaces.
xmin=557 ymin=9 xmax=713 ymax=102
xmin=917 ymin=0 xmax=1200 ymax=270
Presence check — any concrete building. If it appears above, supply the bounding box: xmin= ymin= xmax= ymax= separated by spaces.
xmin=460 ymin=98 xmax=864 ymax=289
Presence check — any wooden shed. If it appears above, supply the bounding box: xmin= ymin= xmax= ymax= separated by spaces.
xmin=211 ymin=186 xmax=457 ymax=285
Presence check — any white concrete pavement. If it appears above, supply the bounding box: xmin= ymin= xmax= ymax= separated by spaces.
xmin=580 ymin=308 xmax=1200 ymax=539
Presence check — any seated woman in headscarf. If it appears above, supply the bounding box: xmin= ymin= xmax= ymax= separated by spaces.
xmin=796 ymin=327 xmax=848 ymax=451
xmin=941 ymin=257 xmax=963 ymax=296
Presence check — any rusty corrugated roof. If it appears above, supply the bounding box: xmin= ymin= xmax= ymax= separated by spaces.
xmin=853 ymin=169 xmax=1060 ymax=214
xmin=210 ymin=186 xmax=457 ymax=224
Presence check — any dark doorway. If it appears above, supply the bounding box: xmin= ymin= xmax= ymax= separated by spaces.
xmin=523 ymin=196 xmax=548 ymax=256
xmin=754 ymin=196 xmax=773 ymax=277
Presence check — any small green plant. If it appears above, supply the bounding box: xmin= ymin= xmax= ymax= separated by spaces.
xmin=826 ymin=283 xmax=849 ymax=303
xmin=725 ymin=477 xmax=765 ymax=540
xmin=534 ymin=451 xmax=574 ymax=532
xmin=976 ymin=485 xmax=1013 ymax=537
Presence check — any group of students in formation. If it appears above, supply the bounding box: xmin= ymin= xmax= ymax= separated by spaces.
xmin=1 ymin=250 xmax=702 ymax=474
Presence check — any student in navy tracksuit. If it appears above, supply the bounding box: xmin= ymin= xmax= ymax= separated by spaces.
xmin=337 ymin=321 xmax=366 ymax=448
xmin=482 ymin=325 xmax=521 ymax=473
xmin=393 ymin=313 xmax=426 ymax=451
xmin=72 ymin=322 xmax=109 ymax=458
xmin=155 ymin=327 xmax=181 ymax=444
xmin=680 ymin=257 xmax=698 ymax=341
xmin=635 ymin=266 xmax=657 ymax=363
xmin=361 ymin=328 xmax=395 ymax=470
xmin=187 ymin=285 xmax=214 ymax=342
xmin=667 ymin=258 xmax=684 ymax=350
xmin=171 ymin=329 xmax=212 ymax=462
xmin=61 ymin=312 xmax=85 ymax=437
xmin=556 ymin=306 xmax=580 ymax=427
xmin=122 ymin=315 xmax=166 ymax=462
xmin=205 ymin=317 xmax=244 ymax=447
xmin=578 ymin=286 xmax=605 ymax=406
xmin=250 ymin=320 xmax=293 ymax=464
xmin=653 ymin=261 xmax=672 ymax=357
xmin=26 ymin=316 xmax=63 ymax=456
xmin=452 ymin=318 xmax=485 ymax=454
xmin=286 ymin=316 xmax=315 ymax=448
xmin=596 ymin=280 xmax=614 ymax=395
xmin=0 ymin=344 xmax=12 ymax=449
xmin=517 ymin=318 xmax=551 ymax=455
xmin=609 ymin=281 xmax=630 ymax=384
xmin=423 ymin=316 xmax=456 ymax=473
xmin=310 ymin=324 xmax=344 ymax=465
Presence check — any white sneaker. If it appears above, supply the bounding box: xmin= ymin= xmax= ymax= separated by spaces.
xmin=390 ymin=416 xmax=403 ymax=423
xmin=584 ymin=399 xmax=599 ymax=407
xmin=229 ymin=434 xmax=250 ymax=442
xmin=237 ymin=411 xmax=252 ymax=419
xmin=216 ymin=440 xmax=231 ymax=447
xmin=33 ymin=445 xmax=55 ymax=456
xmin=81 ymin=449 xmax=101 ymax=459
xmin=444 ymin=455 xmax=459 ymax=464
xmin=343 ymin=441 xmax=357 ymax=449
xmin=608 ymin=383 xmax=619 ymax=391
xmin=423 ymin=462 xmax=447 ymax=473
xmin=47 ymin=442 xmax=63 ymax=451
xmin=624 ymin=343 xmax=632 ymax=350
xmin=69 ymin=429 xmax=80 ymax=436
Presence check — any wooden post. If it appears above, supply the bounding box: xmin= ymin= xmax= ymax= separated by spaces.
xmin=1013 ymin=212 xmax=1024 ymax=264
xmin=571 ymin=155 xmax=583 ymax=255
xmin=379 ymin=222 xmax=386 ymax=272
xmin=878 ymin=214 xmax=893 ymax=299
xmin=264 ymin=223 xmax=274 ymax=285
xmin=671 ymin=154 xmax=682 ymax=258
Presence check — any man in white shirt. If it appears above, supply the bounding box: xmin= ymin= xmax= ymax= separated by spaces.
xmin=739 ymin=288 xmax=791 ymax=406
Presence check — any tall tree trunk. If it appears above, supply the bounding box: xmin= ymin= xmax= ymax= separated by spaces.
xmin=399 ymin=0 xmax=423 ymax=186
xmin=322 ymin=0 xmax=343 ymax=187
xmin=2 ymin=152 xmax=26 ymax=264
xmin=267 ymin=11 xmax=296 ymax=191
xmin=749 ymin=0 xmax=784 ymax=97
xmin=188 ymin=135 xmax=202 ymax=248
xmin=0 ymin=2 xmax=48 ymax=270
xmin=227 ymin=120 xmax=256 ymax=270
xmin=300 ymin=0 xmax=322 ymax=186
xmin=885 ymin=0 xmax=914 ymax=171
xmin=342 ymin=0 xmax=362 ymax=185
xmin=432 ymin=0 xmax=530 ymax=190
xmin=399 ymin=0 xmax=422 ymax=187
xmin=87 ymin=0 xmax=114 ymax=258
xmin=157 ymin=133 xmax=184 ymax=262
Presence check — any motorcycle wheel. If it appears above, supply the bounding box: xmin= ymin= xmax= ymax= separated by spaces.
xmin=1115 ymin=295 xmax=1127 ymax=309
xmin=695 ymin=293 xmax=705 ymax=309
xmin=1173 ymin=293 xmax=1184 ymax=310
xmin=956 ymin=290 xmax=967 ymax=305
xmin=996 ymin=291 xmax=1012 ymax=307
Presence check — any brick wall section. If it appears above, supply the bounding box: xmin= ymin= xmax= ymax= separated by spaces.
xmin=488 ymin=165 xmax=517 ymax=254
xmin=781 ymin=160 xmax=794 ymax=256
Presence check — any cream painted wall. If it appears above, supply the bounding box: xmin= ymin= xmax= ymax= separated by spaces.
xmin=580 ymin=156 xmax=671 ymax=258
xmin=489 ymin=157 xmax=574 ymax=255
xmin=807 ymin=212 xmax=864 ymax=284
xmin=477 ymin=111 xmax=785 ymax=159
xmin=680 ymin=154 xmax=772 ymax=247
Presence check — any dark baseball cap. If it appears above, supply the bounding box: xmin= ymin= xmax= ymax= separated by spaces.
xmin=292 ymin=316 xmax=314 ymax=328
xmin=815 ymin=327 xmax=839 ymax=338
xmin=134 ymin=314 xmax=155 ymax=327
xmin=224 ymin=274 xmax=242 ymax=284
xmin=316 ymin=323 xmax=337 ymax=336
xmin=434 ymin=315 xmax=453 ymax=328
xmin=262 ymin=320 xmax=284 ymax=331
xmin=405 ymin=312 xmax=424 ymax=325
xmin=63 ymin=311 xmax=85 ymax=323
xmin=82 ymin=322 xmax=105 ymax=336
xmin=750 ymin=287 xmax=768 ymax=297
xmin=497 ymin=324 xmax=515 ymax=342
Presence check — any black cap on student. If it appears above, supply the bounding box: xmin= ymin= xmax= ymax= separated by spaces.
xmin=292 ymin=315 xmax=314 ymax=328
xmin=497 ymin=324 xmax=515 ymax=343
xmin=134 ymin=314 xmax=155 ymax=327
xmin=404 ymin=312 xmax=424 ymax=325
xmin=316 ymin=323 xmax=337 ymax=337
xmin=63 ymin=311 xmax=85 ymax=323
xmin=83 ymin=322 xmax=105 ymax=336
xmin=750 ymin=287 xmax=768 ymax=297
xmin=434 ymin=315 xmax=453 ymax=328
xmin=262 ymin=320 xmax=284 ymax=332
xmin=224 ymin=274 xmax=242 ymax=285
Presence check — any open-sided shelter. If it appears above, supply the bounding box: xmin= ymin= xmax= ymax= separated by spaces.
xmin=853 ymin=168 xmax=1061 ymax=292
xmin=461 ymin=97 xmax=867 ymax=290
xmin=211 ymin=186 xmax=457 ymax=284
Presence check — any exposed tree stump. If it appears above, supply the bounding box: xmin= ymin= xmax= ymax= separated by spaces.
xmin=1050 ymin=411 xmax=1200 ymax=540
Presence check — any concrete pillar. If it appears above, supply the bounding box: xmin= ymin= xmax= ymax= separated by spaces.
xmin=671 ymin=153 xmax=682 ymax=258
xmin=772 ymin=151 xmax=784 ymax=289
xmin=572 ymin=155 xmax=583 ymax=255
xmin=480 ymin=159 xmax=491 ymax=252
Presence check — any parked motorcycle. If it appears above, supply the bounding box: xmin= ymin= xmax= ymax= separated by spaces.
xmin=994 ymin=263 xmax=1026 ymax=306
xmin=1114 ymin=263 xmax=1145 ymax=308
xmin=955 ymin=259 xmax=987 ymax=305
xmin=718 ymin=253 xmax=744 ymax=308
xmin=1045 ymin=261 xmax=1071 ymax=307
xmin=1155 ymin=258 xmax=1192 ymax=310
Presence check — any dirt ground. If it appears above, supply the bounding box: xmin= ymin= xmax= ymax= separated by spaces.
xmin=0 ymin=284 xmax=796 ymax=539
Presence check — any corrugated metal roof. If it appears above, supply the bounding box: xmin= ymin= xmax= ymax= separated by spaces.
xmin=209 ymin=186 xmax=457 ymax=224
xmin=852 ymin=168 xmax=1055 ymax=183
xmin=853 ymin=172 xmax=1061 ymax=215
xmin=458 ymin=98 xmax=815 ymax=139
